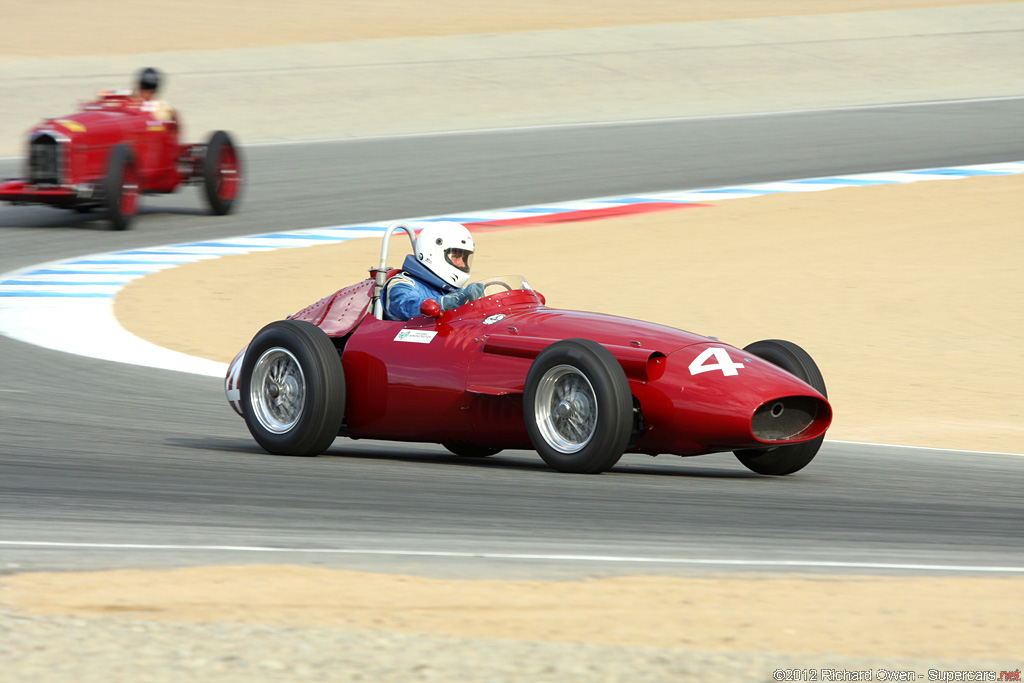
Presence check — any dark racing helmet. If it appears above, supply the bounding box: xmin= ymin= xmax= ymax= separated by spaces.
xmin=138 ymin=67 xmax=161 ymax=93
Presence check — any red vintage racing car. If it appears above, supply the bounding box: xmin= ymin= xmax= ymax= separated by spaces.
xmin=225 ymin=222 xmax=832 ymax=475
xmin=0 ymin=90 xmax=241 ymax=230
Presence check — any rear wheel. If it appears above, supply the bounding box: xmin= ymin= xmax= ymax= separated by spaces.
xmin=103 ymin=144 xmax=139 ymax=230
xmin=202 ymin=130 xmax=241 ymax=215
xmin=524 ymin=339 xmax=632 ymax=474
xmin=734 ymin=339 xmax=827 ymax=475
xmin=240 ymin=320 xmax=345 ymax=456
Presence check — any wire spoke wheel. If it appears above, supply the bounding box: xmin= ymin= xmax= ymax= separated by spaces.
xmin=535 ymin=365 xmax=598 ymax=453
xmin=250 ymin=347 xmax=306 ymax=434
xmin=524 ymin=339 xmax=632 ymax=474
xmin=240 ymin=320 xmax=345 ymax=457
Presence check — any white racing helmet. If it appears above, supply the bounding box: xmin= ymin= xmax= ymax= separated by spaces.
xmin=415 ymin=221 xmax=475 ymax=288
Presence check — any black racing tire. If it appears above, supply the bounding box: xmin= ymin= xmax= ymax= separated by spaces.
xmin=102 ymin=144 xmax=139 ymax=231
xmin=202 ymin=130 xmax=242 ymax=216
xmin=734 ymin=339 xmax=828 ymax=476
xmin=524 ymin=339 xmax=633 ymax=474
xmin=240 ymin=319 xmax=345 ymax=456
xmin=442 ymin=441 xmax=503 ymax=458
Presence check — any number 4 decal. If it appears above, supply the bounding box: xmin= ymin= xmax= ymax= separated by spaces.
xmin=688 ymin=347 xmax=745 ymax=376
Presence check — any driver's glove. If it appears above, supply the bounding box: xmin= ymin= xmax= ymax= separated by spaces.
xmin=438 ymin=283 xmax=486 ymax=311
xmin=463 ymin=282 xmax=486 ymax=301
xmin=438 ymin=289 xmax=469 ymax=311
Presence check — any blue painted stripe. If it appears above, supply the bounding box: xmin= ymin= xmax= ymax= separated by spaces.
xmin=0 ymin=291 xmax=113 ymax=298
xmin=69 ymin=259 xmax=196 ymax=265
xmin=793 ymin=178 xmax=900 ymax=185
xmin=1 ymin=280 xmax=132 ymax=286
xmin=116 ymin=247 xmax=253 ymax=253
xmin=692 ymin=188 xmax=780 ymax=195
xmin=240 ymin=227 xmax=388 ymax=236
xmin=116 ymin=250 xmax=248 ymax=256
xmin=906 ymin=168 xmax=1008 ymax=176
xmin=455 ymin=209 xmax=576 ymax=217
xmin=596 ymin=198 xmax=703 ymax=204
xmin=506 ymin=208 xmax=575 ymax=214
xmin=303 ymin=225 xmax=388 ymax=232
xmin=175 ymin=242 xmax=282 ymax=249
xmin=23 ymin=269 xmax=155 ymax=276
xmin=257 ymin=234 xmax=351 ymax=241
xmin=407 ymin=217 xmax=465 ymax=222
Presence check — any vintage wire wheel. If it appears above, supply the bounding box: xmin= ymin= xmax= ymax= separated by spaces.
xmin=249 ymin=347 xmax=307 ymax=434
xmin=532 ymin=364 xmax=598 ymax=454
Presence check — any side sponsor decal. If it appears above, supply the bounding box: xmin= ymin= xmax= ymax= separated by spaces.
xmin=395 ymin=329 xmax=437 ymax=344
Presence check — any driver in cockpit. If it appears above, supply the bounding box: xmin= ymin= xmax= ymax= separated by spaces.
xmin=382 ymin=221 xmax=486 ymax=321
xmin=133 ymin=67 xmax=175 ymax=123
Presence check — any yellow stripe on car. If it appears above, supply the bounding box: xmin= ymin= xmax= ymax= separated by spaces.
xmin=55 ymin=119 xmax=86 ymax=133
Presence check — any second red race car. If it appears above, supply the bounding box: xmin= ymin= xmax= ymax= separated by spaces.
xmin=225 ymin=222 xmax=833 ymax=476
xmin=0 ymin=90 xmax=241 ymax=230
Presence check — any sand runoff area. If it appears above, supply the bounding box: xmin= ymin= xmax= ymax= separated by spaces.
xmin=3 ymin=0 xmax=1023 ymax=674
xmin=3 ymin=0 xmax=1014 ymax=56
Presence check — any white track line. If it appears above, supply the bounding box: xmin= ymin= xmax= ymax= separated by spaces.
xmin=1 ymin=540 xmax=1021 ymax=573
xmin=828 ymin=440 xmax=1024 ymax=458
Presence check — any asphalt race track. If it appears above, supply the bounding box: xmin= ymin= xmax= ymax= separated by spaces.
xmin=2 ymin=99 xmax=1023 ymax=578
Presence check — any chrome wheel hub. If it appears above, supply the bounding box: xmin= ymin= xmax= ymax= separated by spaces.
xmin=534 ymin=365 xmax=597 ymax=453
xmin=250 ymin=347 xmax=305 ymax=434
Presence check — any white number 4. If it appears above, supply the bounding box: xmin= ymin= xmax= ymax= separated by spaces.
xmin=688 ymin=347 xmax=745 ymax=377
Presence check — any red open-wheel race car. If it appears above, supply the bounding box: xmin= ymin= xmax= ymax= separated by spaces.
xmin=225 ymin=222 xmax=833 ymax=476
xmin=0 ymin=90 xmax=241 ymax=230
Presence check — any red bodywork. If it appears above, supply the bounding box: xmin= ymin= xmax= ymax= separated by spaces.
xmin=0 ymin=92 xmax=235 ymax=209
xmin=228 ymin=276 xmax=832 ymax=458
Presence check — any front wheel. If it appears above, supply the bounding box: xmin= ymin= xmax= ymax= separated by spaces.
xmin=202 ymin=130 xmax=242 ymax=215
xmin=240 ymin=320 xmax=345 ymax=456
xmin=103 ymin=144 xmax=139 ymax=230
xmin=734 ymin=339 xmax=827 ymax=476
xmin=524 ymin=339 xmax=633 ymax=474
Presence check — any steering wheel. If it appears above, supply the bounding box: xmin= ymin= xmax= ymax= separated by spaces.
xmin=483 ymin=281 xmax=513 ymax=294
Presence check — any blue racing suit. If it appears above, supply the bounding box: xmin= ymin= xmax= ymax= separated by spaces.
xmin=382 ymin=254 xmax=483 ymax=321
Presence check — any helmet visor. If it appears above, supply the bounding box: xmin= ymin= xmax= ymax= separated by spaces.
xmin=445 ymin=247 xmax=473 ymax=273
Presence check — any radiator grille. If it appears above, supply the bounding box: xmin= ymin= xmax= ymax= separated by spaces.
xmin=29 ymin=134 xmax=62 ymax=184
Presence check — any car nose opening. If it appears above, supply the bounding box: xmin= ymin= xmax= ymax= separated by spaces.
xmin=750 ymin=396 xmax=830 ymax=442
xmin=29 ymin=132 xmax=64 ymax=185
